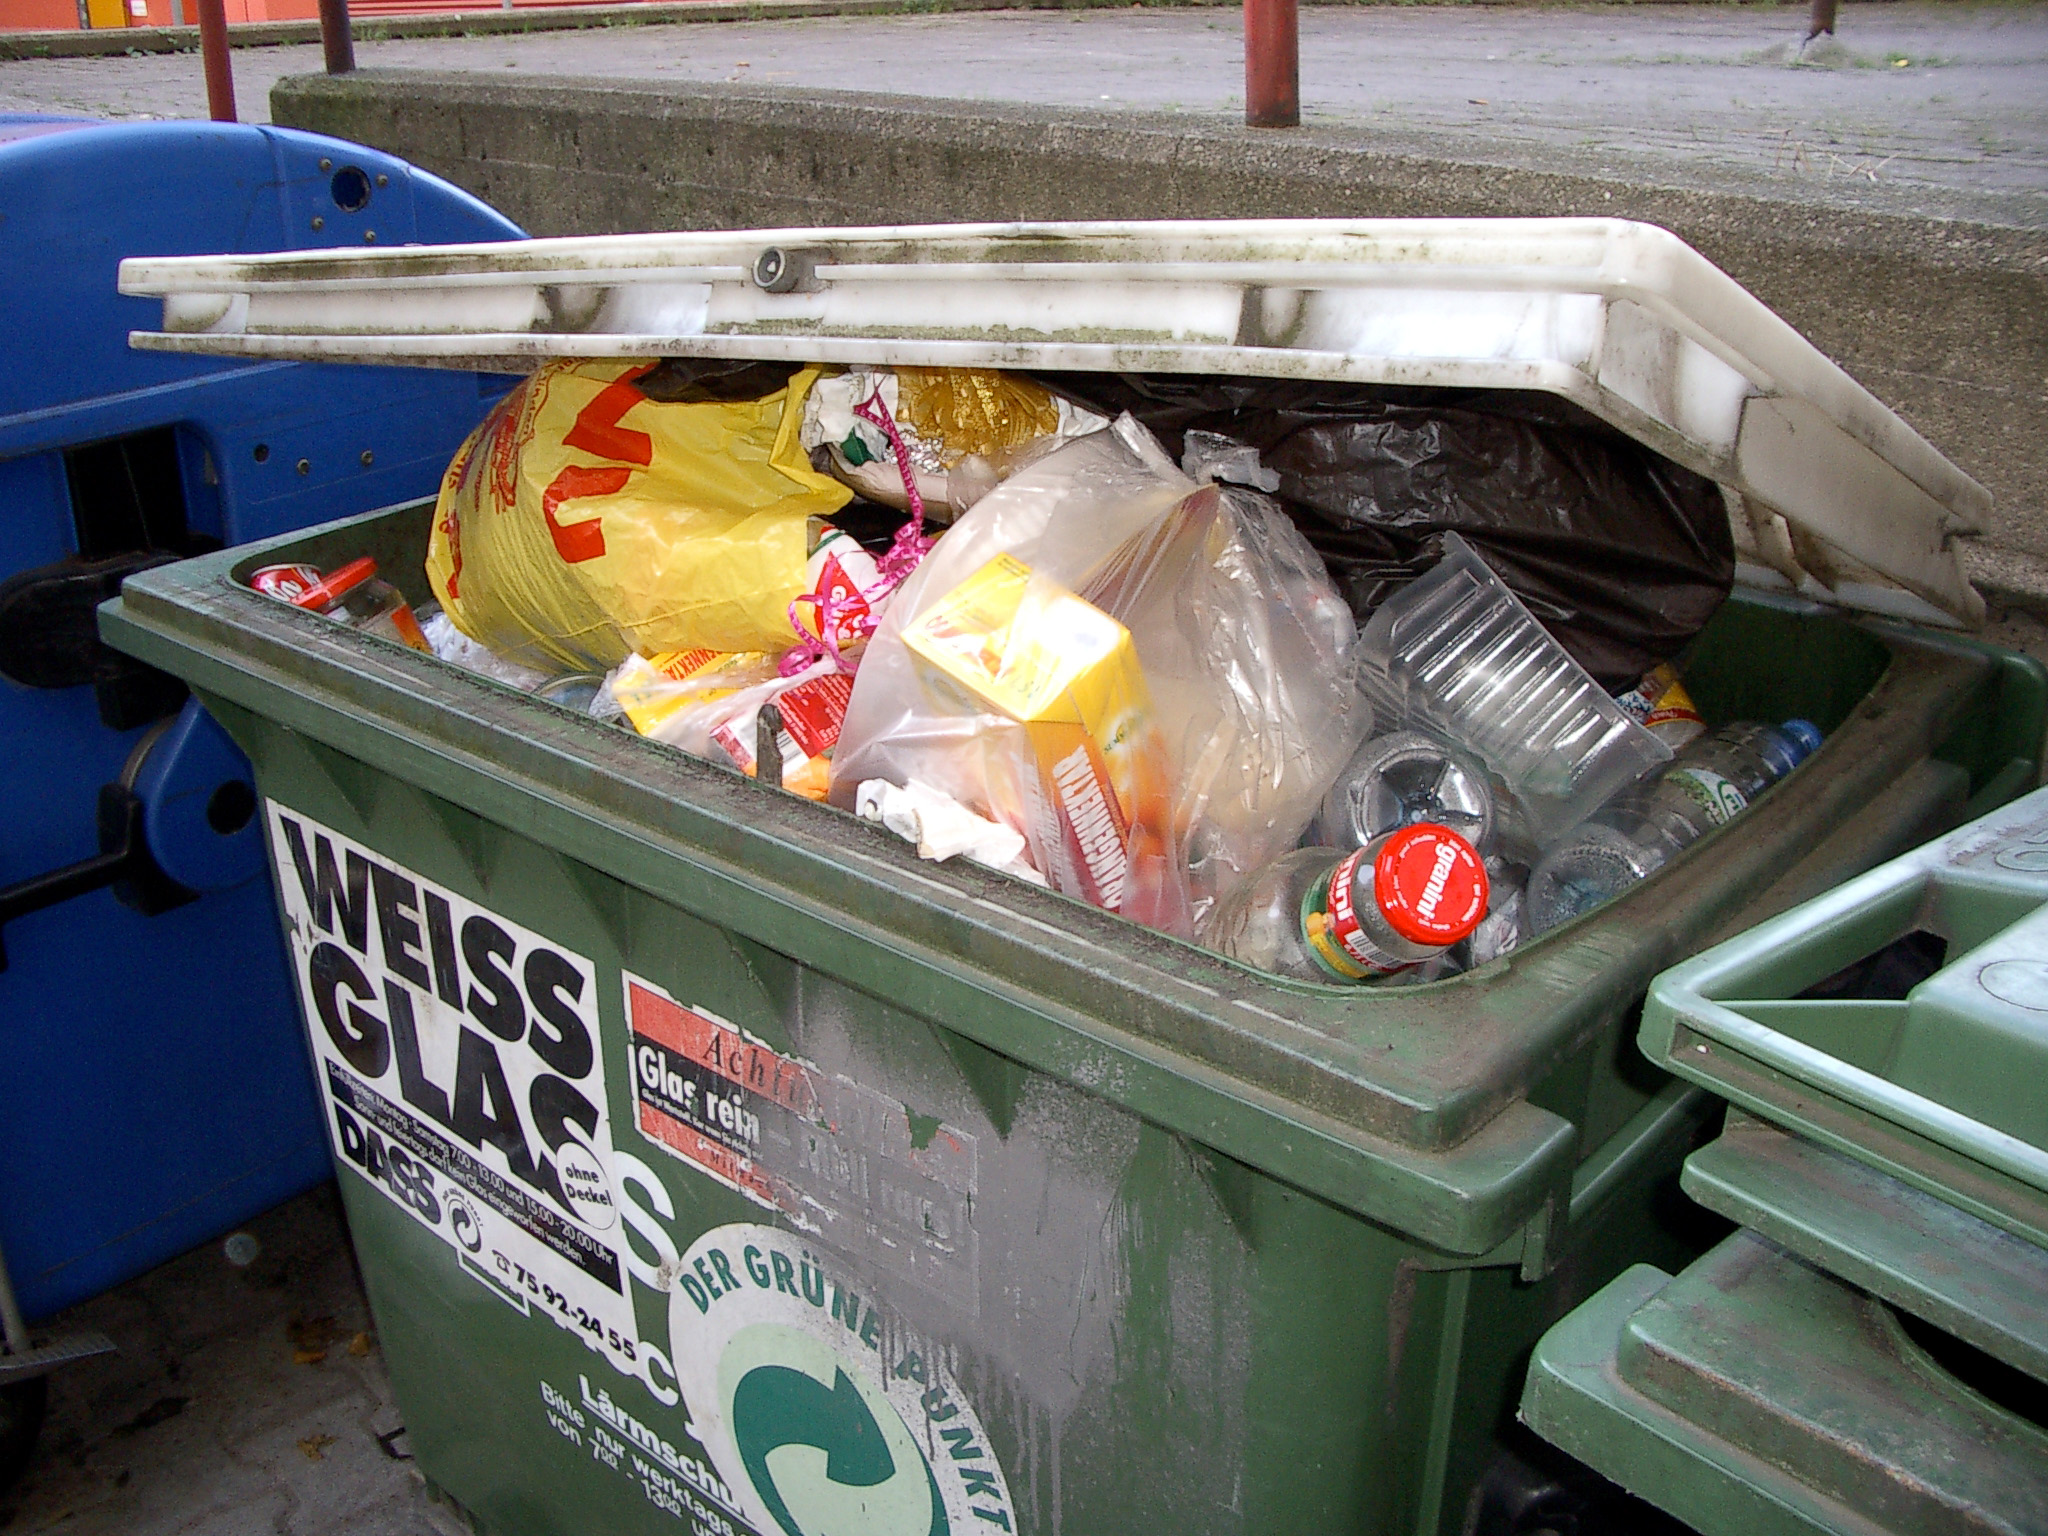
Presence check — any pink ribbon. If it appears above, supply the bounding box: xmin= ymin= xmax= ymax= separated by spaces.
xmin=779 ymin=384 xmax=937 ymax=677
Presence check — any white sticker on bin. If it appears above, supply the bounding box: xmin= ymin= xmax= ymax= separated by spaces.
xmin=267 ymin=803 xmax=642 ymax=1381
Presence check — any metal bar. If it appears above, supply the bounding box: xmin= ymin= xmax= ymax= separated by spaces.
xmin=1244 ymin=0 xmax=1299 ymax=129
xmin=0 ymin=1235 xmax=29 ymax=1358
xmin=195 ymin=0 xmax=235 ymax=123
xmin=318 ymin=0 xmax=354 ymax=74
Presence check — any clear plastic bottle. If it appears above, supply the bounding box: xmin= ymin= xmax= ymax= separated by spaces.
xmin=1208 ymin=824 xmax=1489 ymax=982
xmin=1315 ymin=728 xmax=1496 ymax=855
xmin=1526 ymin=719 xmax=1823 ymax=934
xmin=1446 ymin=857 xmax=1526 ymax=974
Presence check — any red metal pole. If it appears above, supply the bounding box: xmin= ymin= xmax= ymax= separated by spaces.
xmin=1244 ymin=0 xmax=1299 ymax=129
xmin=318 ymin=0 xmax=355 ymax=73
xmin=195 ymin=0 xmax=236 ymax=123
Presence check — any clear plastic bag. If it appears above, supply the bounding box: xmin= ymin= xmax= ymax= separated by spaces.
xmin=830 ymin=417 xmax=1368 ymax=938
xmin=607 ymin=648 xmax=849 ymax=799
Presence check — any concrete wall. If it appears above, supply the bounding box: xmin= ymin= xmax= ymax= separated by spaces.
xmin=275 ymin=69 xmax=2048 ymax=611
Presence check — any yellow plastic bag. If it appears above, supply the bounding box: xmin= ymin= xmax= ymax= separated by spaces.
xmin=427 ymin=359 xmax=850 ymax=672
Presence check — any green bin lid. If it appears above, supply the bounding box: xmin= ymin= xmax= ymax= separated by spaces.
xmin=1643 ymin=783 xmax=2048 ymax=1249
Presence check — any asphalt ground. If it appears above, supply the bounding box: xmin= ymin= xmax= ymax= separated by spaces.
xmin=2 ymin=3 xmax=2042 ymax=229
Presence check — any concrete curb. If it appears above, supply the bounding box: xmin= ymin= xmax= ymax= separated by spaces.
xmin=0 ymin=0 xmax=1800 ymax=61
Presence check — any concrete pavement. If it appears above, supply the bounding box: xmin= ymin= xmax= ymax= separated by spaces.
xmin=7 ymin=5 xmax=2044 ymax=224
xmin=0 ymin=1186 xmax=454 ymax=1535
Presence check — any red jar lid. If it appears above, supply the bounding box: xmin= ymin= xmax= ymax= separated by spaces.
xmin=1374 ymin=823 xmax=1488 ymax=946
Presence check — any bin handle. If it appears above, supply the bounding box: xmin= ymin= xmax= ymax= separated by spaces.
xmin=0 ymin=719 xmax=195 ymax=972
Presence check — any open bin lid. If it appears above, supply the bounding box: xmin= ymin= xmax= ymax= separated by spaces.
xmin=117 ymin=218 xmax=1985 ymax=626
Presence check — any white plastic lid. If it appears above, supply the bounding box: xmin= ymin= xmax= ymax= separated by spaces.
xmin=117 ymin=217 xmax=1985 ymax=626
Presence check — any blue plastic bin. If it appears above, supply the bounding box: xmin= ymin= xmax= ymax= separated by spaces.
xmin=0 ymin=117 xmax=523 ymax=1321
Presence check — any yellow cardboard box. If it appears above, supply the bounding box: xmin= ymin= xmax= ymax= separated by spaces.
xmin=900 ymin=553 xmax=1158 ymax=910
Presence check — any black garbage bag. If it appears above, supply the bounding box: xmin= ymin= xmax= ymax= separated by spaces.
xmin=1029 ymin=374 xmax=1735 ymax=690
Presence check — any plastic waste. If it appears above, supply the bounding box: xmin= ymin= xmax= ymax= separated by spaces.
xmin=898 ymin=549 xmax=1174 ymax=917
xmin=249 ymin=563 xmax=327 ymax=603
xmin=1181 ymin=429 xmax=1280 ymax=493
xmin=607 ymin=648 xmax=850 ymax=800
xmin=830 ymin=416 xmax=1367 ymax=938
xmin=533 ymin=672 xmax=608 ymax=713
xmin=1613 ymin=661 xmax=1707 ymax=750
xmin=1315 ymin=727 xmax=1494 ymax=856
xmin=262 ymin=557 xmax=429 ymax=653
xmin=1448 ymin=857 xmax=1527 ymax=974
xmin=1526 ymin=719 xmax=1824 ymax=933
xmin=1028 ymin=374 xmax=1735 ymax=689
xmin=425 ymin=358 xmax=850 ymax=673
xmin=418 ymin=609 xmax=555 ymax=691
xmin=1208 ymin=825 xmax=1489 ymax=982
xmin=802 ymin=367 xmax=1107 ymax=521
xmin=854 ymin=778 xmax=1045 ymax=884
xmin=781 ymin=515 xmax=933 ymax=675
xmin=712 ymin=668 xmax=854 ymax=801
xmin=1358 ymin=533 xmax=1671 ymax=854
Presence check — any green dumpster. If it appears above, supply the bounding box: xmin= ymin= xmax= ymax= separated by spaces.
xmin=100 ymin=219 xmax=2048 ymax=1536
xmin=1523 ymin=786 xmax=2048 ymax=1536
xmin=99 ymin=499 xmax=2040 ymax=1536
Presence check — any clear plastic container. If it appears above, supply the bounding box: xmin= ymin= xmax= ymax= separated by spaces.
xmin=1356 ymin=534 xmax=1671 ymax=851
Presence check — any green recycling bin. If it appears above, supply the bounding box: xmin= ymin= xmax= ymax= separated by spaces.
xmin=99 ymin=496 xmax=2043 ymax=1536
xmin=100 ymin=217 xmax=2048 ymax=1536
xmin=1522 ymin=786 xmax=2048 ymax=1536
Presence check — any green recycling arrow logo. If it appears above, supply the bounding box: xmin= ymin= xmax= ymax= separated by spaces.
xmin=666 ymin=1225 xmax=1015 ymax=1536
xmin=722 ymin=1324 xmax=947 ymax=1536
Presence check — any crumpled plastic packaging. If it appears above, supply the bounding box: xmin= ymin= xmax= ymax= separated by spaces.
xmin=831 ymin=415 xmax=1368 ymax=937
xmin=419 ymin=609 xmax=553 ymax=692
xmin=854 ymin=778 xmax=1045 ymax=883
xmin=605 ymin=648 xmax=850 ymax=799
xmin=1029 ymin=374 xmax=1734 ymax=689
xmin=426 ymin=358 xmax=851 ymax=674
xmin=802 ymin=367 xmax=1107 ymax=521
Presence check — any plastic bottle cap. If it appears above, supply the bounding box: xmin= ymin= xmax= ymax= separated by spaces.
xmin=288 ymin=556 xmax=379 ymax=611
xmin=1778 ymin=718 xmax=1824 ymax=761
xmin=1374 ymin=824 xmax=1489 ymax=946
